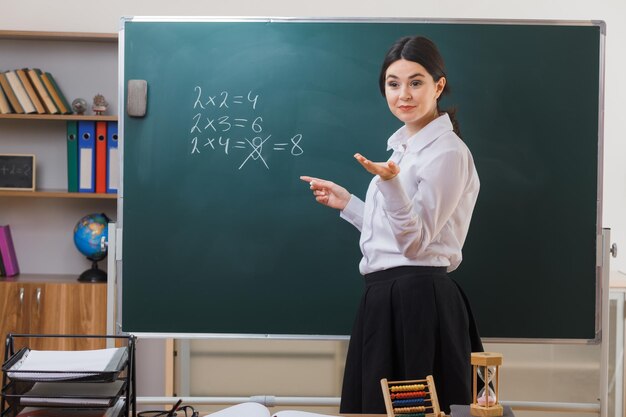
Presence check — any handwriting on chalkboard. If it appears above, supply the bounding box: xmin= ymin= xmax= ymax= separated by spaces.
xmin=189 ymin=87 xmax=304 ymax=170
xmin=0 ymin=164 xmax=32 ymax=177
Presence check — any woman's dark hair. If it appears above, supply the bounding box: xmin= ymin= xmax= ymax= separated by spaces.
xmin=379 ymin=36 xmax=461 ymax=136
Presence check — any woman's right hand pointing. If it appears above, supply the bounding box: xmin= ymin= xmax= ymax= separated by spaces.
xmin=300 ymin=176 xmax=351 ymax=210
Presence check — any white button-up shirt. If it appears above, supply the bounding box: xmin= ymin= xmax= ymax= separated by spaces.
xmin=340 ymin=113 xmax=480 ymax=275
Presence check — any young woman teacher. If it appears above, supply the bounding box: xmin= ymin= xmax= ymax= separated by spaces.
xmin=301 ymin=36 xmax=483 ymax=414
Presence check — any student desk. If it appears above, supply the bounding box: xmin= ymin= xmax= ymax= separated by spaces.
xmin=340 ymin=414 xmax=479 ymax=417
xmin=341 ymin=415 xmax=385 ymax=417
xmin=342 ymin=405 xmax=516 ymax=416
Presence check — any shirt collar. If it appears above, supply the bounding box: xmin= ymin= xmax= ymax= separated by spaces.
xmin=386 ymin=113 xmax=454 ymax=153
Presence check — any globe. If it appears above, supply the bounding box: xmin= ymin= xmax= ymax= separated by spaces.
xmin=73 ymin=213 xmax=110 ymax=282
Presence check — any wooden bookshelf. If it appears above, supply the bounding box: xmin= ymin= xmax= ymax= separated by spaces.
xmin=0 ymin=30 xmax=115 ymax=354
xmin=0 ymin=30 xmax=117 ymax=43
xmin=0 ymin=30 xmax=117 ymax=275
xmin=0 ymin=113 xmax=117 ymax=121
xmin=0 ymin=30 xmax=118 ymax=120
xmin=0 ymin=190 xmax=117 ymax=199
xmin=1 ymin=273 xmax=92 ymax=283
xmin=0 ymin=30 xmax=119 ymax=202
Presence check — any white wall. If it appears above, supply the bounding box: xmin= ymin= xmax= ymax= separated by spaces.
xmin=3 ymin=0 xmax=625 ymax=274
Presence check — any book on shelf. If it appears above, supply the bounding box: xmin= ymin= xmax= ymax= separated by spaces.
xmin=26 ymin=69 xmax=59 ymax=114
xmin=4 ymin=70 xmax=35 ymax=114
xmin=16 ymin=69 xmax=45 ymax=114
xmin=78 ymin=121 xmax=96 ymax=193
xmin=0 ymin=81 xmax=11 ymax=114
xmin=106 ymin=121 xmax=119 ymax=193
xmin=0 ymin=72 xmax=24 ymax=113
xmin=95 ymin=121 xmax=107 ymax=194
xmin=41 ymin=72 xmax=72 ymax=114
xmin=62 ymin=121 xmax=118 ymax=194
xmin=205 ymin=403 xmax=338 ymax=417
xmin=67 ymin=121 xmax=79 ymax=192
xmin=0 ymin=225 xmax=19 ymax=277
xmin=0 ymin=246 xmax=6 ymax=276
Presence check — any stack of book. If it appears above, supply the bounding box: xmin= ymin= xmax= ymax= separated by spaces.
xmin=0 ymin=225 xmax=19 ymax=277
xmin=68 ymin=121 xmax=118 ymax=194
xmin=0 ymin=68 xmax=72 ymax=115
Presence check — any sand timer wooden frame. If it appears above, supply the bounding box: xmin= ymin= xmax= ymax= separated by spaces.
xmin=470 ymin=352 xmax=503 ymax=417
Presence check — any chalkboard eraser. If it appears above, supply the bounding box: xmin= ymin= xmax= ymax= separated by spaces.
xmin=127 ymin=79 xmax=147 ymax=117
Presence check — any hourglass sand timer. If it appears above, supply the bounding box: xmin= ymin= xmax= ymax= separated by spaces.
xmin=470 ymin=352 xmax=503 ymax=417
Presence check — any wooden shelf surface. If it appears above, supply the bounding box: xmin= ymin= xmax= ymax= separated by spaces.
xmin=0 ymin=190 xmax=117 ymax=199
xmin=0 ymin=30 xmax=117 ymax=42
xmin=0 ymin=114 xmax=117 ymax=121
xmin=0 ymin=273 xmax=106 ymax=284
xmin=0 ymin=30 xmax=118 ymax=121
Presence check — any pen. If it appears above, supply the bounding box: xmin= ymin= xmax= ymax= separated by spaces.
xmin=167 ymin=399 xmax=183 ymax=417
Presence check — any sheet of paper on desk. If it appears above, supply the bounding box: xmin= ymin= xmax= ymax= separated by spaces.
xmin=204 ymin=403 xmax=339 ymax=417
xmin=8 ymin=348 xmax=126 ymax=381
xmin=205 ymin=403 xmax=269 ymax=417
xmin=20 ymin=380 xmax=124 ymax=407
xmin=16 ymin=398 xmax=125 ymax=417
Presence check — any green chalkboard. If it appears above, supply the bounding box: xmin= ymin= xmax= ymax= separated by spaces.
xmin=121 ymin=19 xmax=602 ymax=339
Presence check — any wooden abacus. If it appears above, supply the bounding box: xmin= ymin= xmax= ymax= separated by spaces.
xmin=380 ymin=376 xmax=446 ymax=417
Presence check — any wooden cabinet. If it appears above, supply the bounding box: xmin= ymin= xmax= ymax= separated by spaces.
xmin=0 ymin=281 xmax=29 ymax=348
xmin=0 ymin=275 xmax=106 ymax=354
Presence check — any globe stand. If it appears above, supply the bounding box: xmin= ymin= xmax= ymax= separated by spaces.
xmin=78 ymin=259 xmax=107 ymax=283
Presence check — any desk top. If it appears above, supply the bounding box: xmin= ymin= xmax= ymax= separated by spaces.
xmin=341 ymin=415 xmax=386 ymax=417
xmin=341 ymin=415 xmax=384 ymax=417
xmin=450 ymin=404 xmax=514 ymax=417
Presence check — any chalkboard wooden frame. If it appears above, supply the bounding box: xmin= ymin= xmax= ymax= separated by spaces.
xmin=0 ymin=154 xmax=36 ymax=191
xmin=118 ymin=17 xmax=605 ymax=342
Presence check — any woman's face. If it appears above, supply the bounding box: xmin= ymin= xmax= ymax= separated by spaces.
xmin=384 ymin=59 xmax=446 ymax=136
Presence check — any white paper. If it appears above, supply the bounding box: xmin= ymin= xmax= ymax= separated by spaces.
xmin=79 ymin=148 xmax=93 ymax=189
xmin=273 ymin=411 xmax=339 ymax=417
xmin=8 ymin=347 xmax=126 ymax=381
xmin=203 ymin=404 xmax=339 ymax=417
xmin=204 ymin=403 xmax=269 ymax=417
xmin=17 ymin=398 xmax=125 ymax=417
xmin=20 ymin=380 xmax=124 ymax=406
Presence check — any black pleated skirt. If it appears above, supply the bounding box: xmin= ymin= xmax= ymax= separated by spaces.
xmin=339 ymin=266 xmax=483 ymax=415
